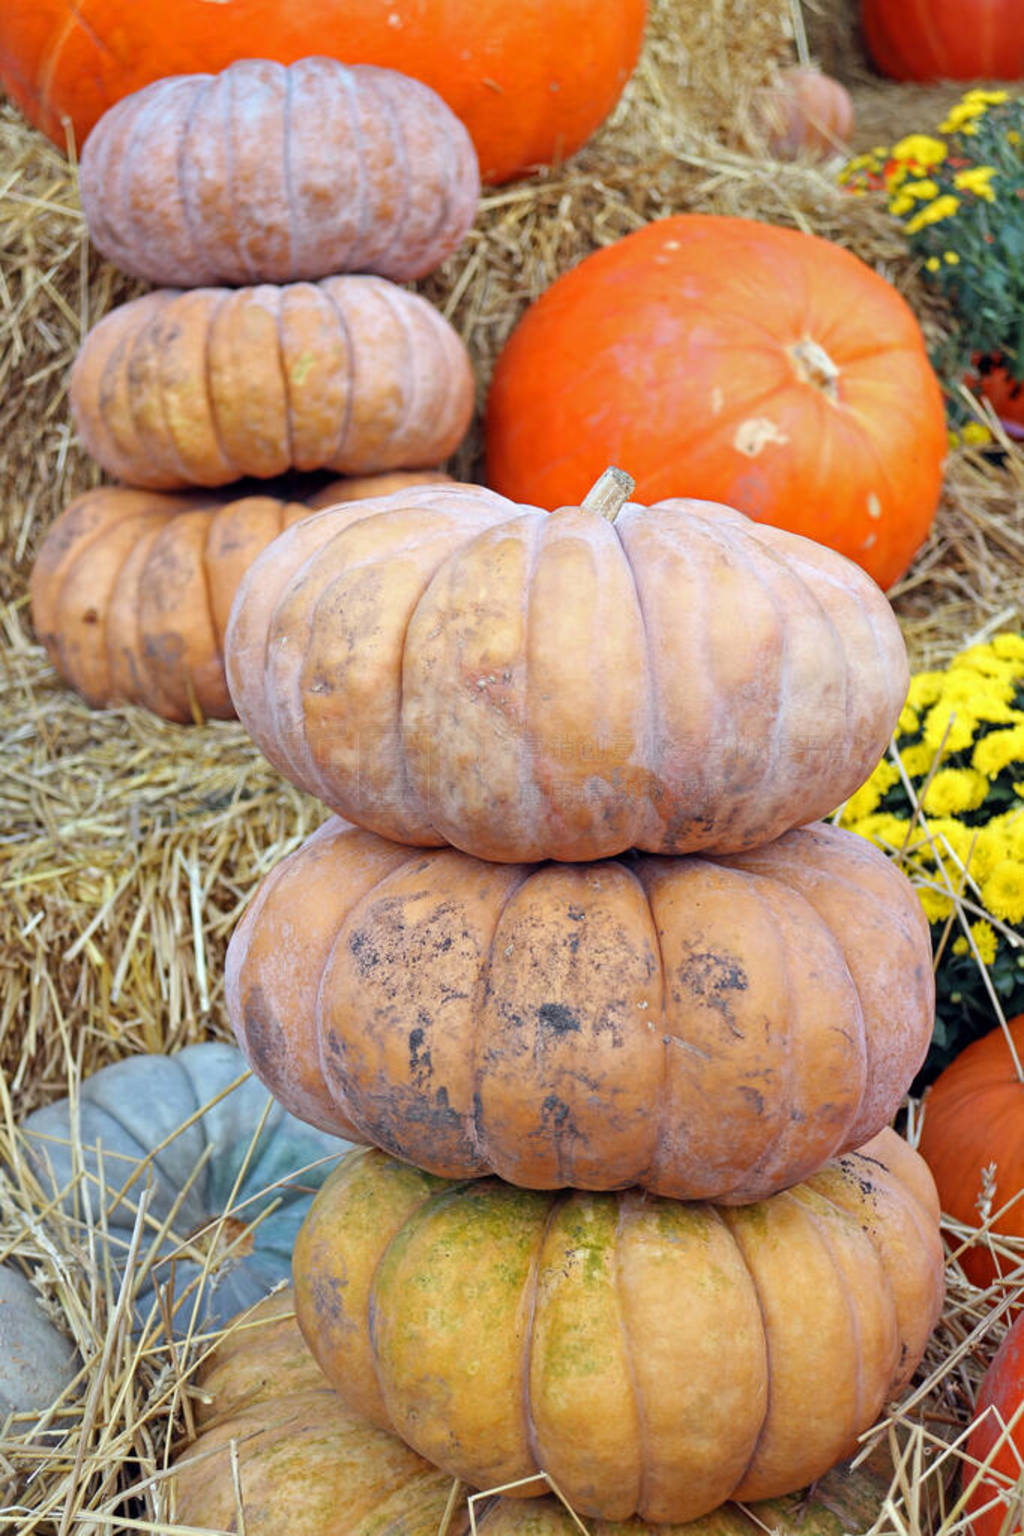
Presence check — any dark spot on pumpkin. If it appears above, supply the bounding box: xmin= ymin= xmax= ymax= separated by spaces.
xmin=408 ymin=1021 xmax=434 ymax=1087
xmin=677 ymin=949 xmax=749 ymax=1037
xmin=348 ymin=929 xmax=379 ymax=974
xmin=82 ymin=608 xmax=99 ymax=625
xmin=537 ymin=1002 xmax=581 ymax=1034
xmin=567 ymin=905 xmax=586 ymax=922
xmin=739 ymin=1085 xmax=765 ymax=1115
xmin=242 ymin=986 xmax=286 ymax=1079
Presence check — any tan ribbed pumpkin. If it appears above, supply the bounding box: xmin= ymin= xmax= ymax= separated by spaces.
xmin=79 ymin=59 xmax=480 ymax=287
xmin=227 ymin=816 xmax=933 ymax=1200
xmin=69 ymin=277 xmax=474 ymax=489
xmin=292 ymin=1133 xmax=944 ymax=1524
xmin=30 ymin=472 xmax=450 ymax=721
xmin=225 ymin=470 xmax=909 ymax=863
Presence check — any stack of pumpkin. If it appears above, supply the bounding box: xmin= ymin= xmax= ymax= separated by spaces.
xmin=29 ymin=55 xmax=479 ymax=722
xmin=212 ymin=462 xmax=948 ymax=1525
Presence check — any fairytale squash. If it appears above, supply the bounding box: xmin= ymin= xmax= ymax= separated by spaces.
xmin=917 ymin=1016 xmax=1024 ymax=1292
xmin=484 ymin=215 xmax=947 ymax=592
xmin=752 ymin=68 xmax=854 ymax=159
xmin=69 ymin=276 xmax=474 ymax=489
xmin=0 ymin=2 xmax=647 ymax=184
xmin=964 ymin=1310 xmax=1024 ymax=1536
xmin=22 ymin=1043 xmax=354 ymax=1332
xmin=171 ymin=1288 xmax=895 ymax=1536
xmin=292 ymin=1133 xmax=944 ymax=1524
xmin=225 ymin=471 xmax=909 ymax=863
xmin=30 ymin=471 xmax=450 ymax=722
xmin=170 ymin=1288 xmax=462 ymax=1536
xmin=227 ymin=816 xmax=933 ymax=1200
xmin=79 ymin=60 xmax=480 ymax=287
xmin=861 ymin=0 xmax=1024 ymax=83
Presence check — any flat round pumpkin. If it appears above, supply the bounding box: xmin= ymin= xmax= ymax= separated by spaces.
xmin=0 ymin=2 xmax=646 ymax=183
xmin=485 ymin=215 xmax=947 ymax=591
xmin=22 ymin=1043 xmax=355 ymax=1333
xmin=225 ymin=472 xmax=909 ymax=863
xmin=861 ymin=0 xmax=1024 ymax=82
xmin=752 ymin=68 xmax=855 ymax=160
xmin=227 ymin=816 xmax=933 ymax=1200
xmin=79 ymin=60 xmax=480 ymax=287
xmin=30 ymin=471 xmax=450 ymax=722
xmin=69 ymin=276 xmax=474 ymax=489
xmin=964 ymin=1310 xmax=1024 ymax=1536
xmin=917 ymin=1016 xmax=1024 ymax=1292
xmin=292 ymin=1132 xmax=944 ymax=1525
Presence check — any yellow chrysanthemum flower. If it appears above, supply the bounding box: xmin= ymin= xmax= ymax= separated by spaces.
xmin=918 ymin=886 xmax=955 ymax=923
xmin=925 ymin=816 xmax=976 ymax=865
xmin=891 ymin=133 xmax=947 ymax=167
xmin=944 ymin=251 xmax=961 ymax=265
xmin=964 ymin=824 xmax=1011 ymax=884
xmin=973 ymin=726 xmax=1024 ymax=777
xmin=940 ymin=101 xmax=989 ymax=133
xmin=906 ymin=672 xmax=947 ymax=711
xmin=840 ymin=760 xmax=901 ymax=822
xmin=992 ymin=634 xmax=1024 ymax=662
xmin=900 ymin=741 xmax=941 ymax=778
xmin=921 ymin=767 xmax=990 ymax=816
xmin=1008 ymin=129 xmax=1022 ymax=147
xmin=844 ymin=811 xmax=913 ymax=852
xmin=905 ymin=195 xmax=961 ymax=234
xmin=898 ymin=702 xmax=919 ymax=735
xmin=952 ymin=642 xmax=1024 ymax=679
xmin=961 ymin=421 xmax=994 ymax=444
xmin=922 ymin=705 xmax=977 ymax=755
xmin=925 ymin=256 xmax=941 ymax=272
xmin=953 ymin=165 xmax=998 ymax=202
xmin=955 ymin=919 xmax=999 ymax=965
xmin=981 ymin=860 xmax=1024 ymax=924
xmin=963 ymin=89 xmax=1009 ymax=105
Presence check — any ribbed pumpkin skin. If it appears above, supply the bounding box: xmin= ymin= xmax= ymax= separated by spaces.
xmin=964 ymin=1311 xmax=1024 ymax=1536
xmin=225 ymin=481 xmax=909 ymax=863
xmin=292 ymin=1134 xmax=944 ymax=1524
xmin=485 ymin=216 xmax=947 ymax=592
xmin=78 ymin=59 xmax=480 ymax=287
xmin=171 ymin=1289 xmax=466 ymax=1536
xmin=917 ymin=1017 xmax=1024 ymax=1292
xmin=29 ymin=472 xmax=448 ymax=721
xmin=69 ymin=276 xmax=474 ymax=489
xmin=0 ymin=0 xmax=646 ymax=183
xmin=227 ymin=817 xmax=933 ymax=1200
xmin=861 ymin=0 xmax=1024 ymax=81
xmin=754 ymin=68 xmax=854 ymax=159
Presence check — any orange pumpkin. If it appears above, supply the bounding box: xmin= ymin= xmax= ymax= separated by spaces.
xmin=972 ymin=354 xmax=1024 ymax=440
xmin=0 ymin=1 xmax=647 ymax=184
xmin=78 ymin=60 xmax=480 ymax=287
xmin=292 ymin=1133 xmax=944 ymax=1524
xmin=69 ymin=276 xmax=474 ymax=489
xmin=170 ymin=1288 xmax=465 ymax=1535
xmin=485 ymin=215 xmax=947 ymax=592
xmin=917 ymin=1017 xmax=1024 ymax=1292
xmin=29 ymin=472 xmax=450 ymax=721
xmin=227 ymin=816 xmax=933 ymax=1199
xmin=225 ymin=470 xmax=909 ymax=863
xmin=861 ymin=0 xmax=1024 ymax=82
xmin=964 ymin=1310 xmax=1024 ymax=1536
xmin=752 ymin=67 xmax=855 ymax=159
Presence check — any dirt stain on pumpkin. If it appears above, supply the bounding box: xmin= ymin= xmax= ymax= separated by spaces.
xmin=536 ymin=1002 xmax=581 ymax=1035
xmin=676 ymin=949 xmax=749 ymax=1037
xmin=242 ymin=985 xmax=287 ymax=1079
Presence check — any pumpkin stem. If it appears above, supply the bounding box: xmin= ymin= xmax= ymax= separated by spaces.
xmin=790 ymin=337 xmax=841 ymax=401
xmin=582 ymin=466 xmax=636 ymax=521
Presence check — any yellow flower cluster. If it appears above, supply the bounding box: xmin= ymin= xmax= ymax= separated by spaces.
xmin=837 ymin=635 xmax=1024 ymax=928
xmin=940 ymin=89 xmax=1010 ymax=136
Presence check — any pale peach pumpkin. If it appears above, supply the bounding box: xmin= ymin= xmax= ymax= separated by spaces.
xmin=292 ymin=1132 xmax=944 ymax=1524
xmin=79 ymin=59 xmax=480 ymax=287
xmin=227 ymin=816 xmax=933 ymax=1200
xmin=30 ymin=472 xmax=450 ymax=721
xmin=225 ymin=471 xmax=909 ymax=863
xmin=69 ymin=277 xmax=474 ymax=488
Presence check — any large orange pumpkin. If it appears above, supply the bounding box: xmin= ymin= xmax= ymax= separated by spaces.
xmin=485 ymin=215 xmax=947 ymax=592
xmin=0 ymin=1 xmax=647 ymax=183
xmin=29 ymin=472 xmax=449 ymax=721
xmin=225 ymin=471 xmax=909 ymax=863
xmin=917 ymin=1016 xmax=1024 ymax=1292
xmin=227 ymin=816 xmax=933 ymax=1200
xmin=78 ymin=60 xmax=480 ymax=287
xmin=69 ymin=277 xmax=474 ymax=489
xmin=964 ymin=1311 xmax=1024 ymax=1536
xmin=861 ymin=0 xmax=1024 ymax=82
xmin=292 ymin=1133 xmax=944 ymax=1524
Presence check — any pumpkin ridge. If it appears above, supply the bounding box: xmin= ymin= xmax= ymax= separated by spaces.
xmin=178 ymin=76 xmax=215 ymax=282
xmin=318 ymin=280 xmax=359 ymax=466
xmin=718 ymin=1205 xmax=774 ymax=1490
xmin=94 ymin=309 xmax=148 ymax=481
xmin=607 ymin=510 xmax=661 ymax=851
xmin=340 ymin=66 xmax=373 ymax=279
xmin=788 ymin=1192 xmax=870 ymax=1443
xmin=203 ymin=288 xmax=241 ymax=479
xmin=360 ymin=70 xmax=415 ymax=279
xmin=519 ymin=1188 xmax=571 ymax=1488
xmin=280 ymin=63 xmax=298 ymax=283
xmin=270 ymin=286 xmax=300 ymax=472
xmin=373 ymin=279 xmax=421 ymax=462
xmin=127 ymin=518 xmax=199 ymax=717
xmin=151 ymin=301 xmax=214 ymax=486
xmin=613 ymin=1195 xmax=654 ymax=1517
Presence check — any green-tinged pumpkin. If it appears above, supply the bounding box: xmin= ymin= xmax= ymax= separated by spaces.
xmin=227 ymin=816 xmax=933 ymax=1200
xmin=79 ymin=60 xmax=480 ymax=287
xmin=225 ymin=472 xmax=909 ymax=863
xmin=169 ymin=1288 xmax=895 ymax=1536
xmin=22 ymin=1043 xmax=354 ymax=1334
xmin=30 ymin=471 xmax=450 ymax=721
xmin=0 ymin=1266 xmax=78 ymax=1419
xmin=292 ymin=1132 xmax=944 ymax=1524
xmin=69 ymin=276 xmax=474 ymax=489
